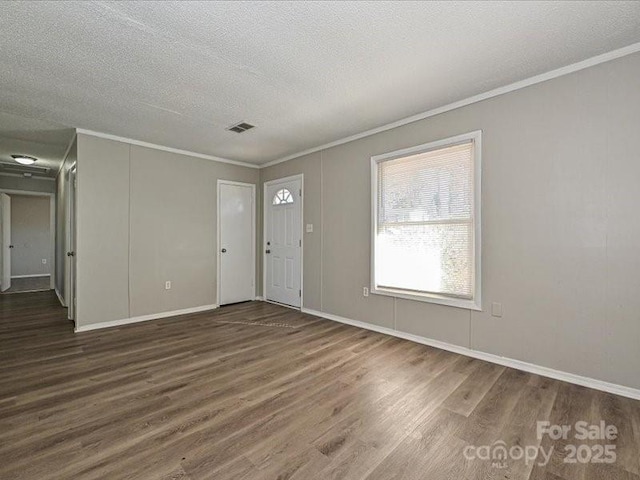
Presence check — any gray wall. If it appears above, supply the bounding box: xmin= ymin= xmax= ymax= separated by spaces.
xmin=55 ymin=137 xmax=76 ymax=304
xmin=75 ymin=134 xmax=260 ymax=328
xmin=10 ymin=195 xmax=51 ymax=277
xmin=261 ymin=52 xmax=640 ymax=390
xmin=76 ymin=135 xmax=130 ymax=325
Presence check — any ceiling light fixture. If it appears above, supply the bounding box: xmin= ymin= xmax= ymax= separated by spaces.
xmin=11 ymin=154 xmax=38 ymax=165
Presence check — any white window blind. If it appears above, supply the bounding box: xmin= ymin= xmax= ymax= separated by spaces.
xmin=373 ymin=135 xmax=479 ymax=305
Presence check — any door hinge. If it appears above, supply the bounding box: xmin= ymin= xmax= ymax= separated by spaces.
xmin=299 ymin=189 xmax=302 ymax=197
xmin=299 ymin=239 xmax=301 ymax=247
xmin=299 ymin=290 xmax=301 ymax=297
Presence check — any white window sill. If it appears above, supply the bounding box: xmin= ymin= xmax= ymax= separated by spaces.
xmin=371 ymin=286 xmax=482 ymax=311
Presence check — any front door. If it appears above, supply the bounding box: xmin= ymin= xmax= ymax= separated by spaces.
xmin=265 ymin=177 xmax=301 ymax=307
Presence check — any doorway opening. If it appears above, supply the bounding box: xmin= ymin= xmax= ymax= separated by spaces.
xmin=263 ymin=174 xmax=303 ymax=309
xmin=0 ymin=190 xmax=55 ymax=294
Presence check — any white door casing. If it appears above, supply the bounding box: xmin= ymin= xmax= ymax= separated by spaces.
xmin=264 ymin=176 xmax=302 ymax=308
xmin=218 ymin=181 xmax=255 ymax=306
xmin=0 ymin=193 xmax=11 ymax=292
xmin=68 ymin=167 xmax=77 ymax=320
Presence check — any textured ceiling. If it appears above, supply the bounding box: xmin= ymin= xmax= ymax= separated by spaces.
xmin=1 ymin=1 xmax=640 ymax=165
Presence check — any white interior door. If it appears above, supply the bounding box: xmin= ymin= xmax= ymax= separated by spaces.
xmin=219 ymin=182 xmax=255 ymax=305
xmin=265 ymin=178 xmax=301 ymax=308
xmin=68 ymin=168 xmax=77 ymax=320
xmin=0 ymin=193 xmax=11 ymax=292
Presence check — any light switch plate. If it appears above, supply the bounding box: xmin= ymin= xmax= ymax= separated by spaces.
xmin=306 ymin=224 xmax=313 ymax=233
xmin=491 ymin=302 xmax=503 ymax=317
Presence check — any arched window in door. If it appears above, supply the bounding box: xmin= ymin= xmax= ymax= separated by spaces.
xmin=272 ymin=188 xmax=294 ymax=205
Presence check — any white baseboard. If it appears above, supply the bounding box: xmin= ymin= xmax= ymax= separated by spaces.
xmin=75 ymin=304 xmax=218 ymax=333
xmin=11 ymin=274 xmax=51 ymax=279
xmin=255 ymin=296 xmax=264 ymax=301
xmin=301 ymin=307 xmax=640 ymax=401
xmin=54 ymin=288 xmax=67 ymax=308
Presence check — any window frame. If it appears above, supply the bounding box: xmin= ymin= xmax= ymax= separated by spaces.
xmin=273 ymin=188 xmax=294 ymax=205
xmin=370 ymin=130 xmax=482 ymax=311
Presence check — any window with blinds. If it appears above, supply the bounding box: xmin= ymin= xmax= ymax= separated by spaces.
xmin=371 ymin=131 xmax=481 ymax=310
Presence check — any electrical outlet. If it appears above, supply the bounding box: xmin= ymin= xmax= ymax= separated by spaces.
xmin=491 ymin=302 xmax=503 ymax=317
xmin=42 ymin=259 xmax=47 ymax=264
xmin=165 ymin=281 xmax=171 ymax=290
xmin=363 ymin=287 xmax=369 ymax=297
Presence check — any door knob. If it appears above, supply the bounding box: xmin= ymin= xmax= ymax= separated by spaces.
xmin=221 ymin=248 xmax=227 ymax=253
xmin=9 ymin=245 xmax=14 ymax=249
xmin=67 ymin=251 xmax=75 ymax=257
xmin=265 ymin=249 xmax=271 ymax=254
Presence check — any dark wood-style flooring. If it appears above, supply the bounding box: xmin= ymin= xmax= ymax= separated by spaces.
xmin=0 ymin=291 xmax=638 ymax=479
xmin=1 ymin=275 xmax=51 ymax=294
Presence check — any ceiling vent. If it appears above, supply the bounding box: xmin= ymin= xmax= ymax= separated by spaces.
xmin=227 ymin=122 xmax=255 ymax=133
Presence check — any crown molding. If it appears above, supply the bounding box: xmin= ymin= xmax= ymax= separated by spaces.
xmin=261 ymin=41 xmax=640 ymax=168
xmin=76 ymin=129 xmax=260 ymax=169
